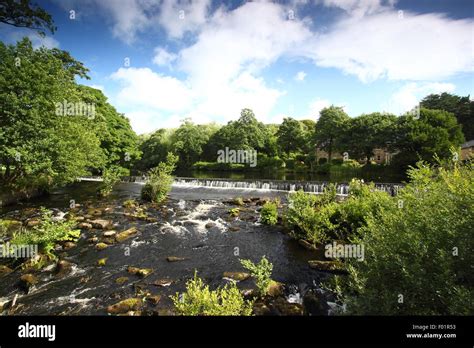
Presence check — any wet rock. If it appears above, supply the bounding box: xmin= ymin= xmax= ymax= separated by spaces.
xmin=229 ymin=226 xmax=240 ymax=232
xmin=103 ymin=230 xmax=116 ymax=237
xmin=107 ymin=298 xmax=143 ymax=314
xmin=63 ymin=241 xmax=76 ymax=250
xmin=253 ymin=301 xmax=272 ymax=316
xmin=102 ymin=237 xmax=116 ymax=245
xmin=298 ymin=239 xmax=318 ymax=251
xmin=308 ymin=260 xmax=345 ymax=273
xmin=95 ymin=242 xmax=108 ymax=251
xmin=19 ymin=273 xmax=38 ymax=291
xmin=153 ymin=279 xmax=173 ymax=287
xmin=55 ymin=260 xmax=74 ymax=278
xmin=272 ymin=297 xmax=304 ymax=316
xmin=87 ymin=237 xmax=99 ymax=244
xmin=146 ymin=295 xmax=161 ymax=305
xmin=303 ymin=290 xmax=326 ymax=315
xmin=0 ymin=265 xmax=13 ymax=277
xmin=74 ymin=216 xmax=85 ymax=222
xmin=267 ymin=280 xmax=284 ymax=297
xmin=166 ymin=256 xmax=186 ymax=262
xmin=115 ymin=227 xmax=138 ymax=242
xmin=80 ymin=276 xmax=92 ymax=283
xmin=78 ymin=222 xmax=93 ymax=230
xmin=205 ymin=222 xmax=216 ymax=229
xmin=145 ymin=217 xmax=158 ymax=223
xmin=128 ymin=267 xmax=153 ymax=277
xmin=223 ymin=272 xmax=250 ymax=281
xmin=90 ymin=219 xmax=113 ymax=230
xmin=87 ymin=208 xmax=103 ymax=216
xmin=115 ymin=277 xmax=129 ymax=285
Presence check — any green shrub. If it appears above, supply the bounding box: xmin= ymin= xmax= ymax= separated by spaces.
xmin=98 ymin=165 xmax=122 ymax=197
xmin=331 ymin=158 xmax=343 ymax=165
xmin=141 ymin=152 xmax=178 ymax=203
xmin=342 ymin=159 xmax=362 ymax=168
xmin=192 ymin=161 xmax=245 ymax=171
xmin=330 ymin=161 xmax=474 ymax=315
xmin=11 ymin=208 xmax=80 ymax=259
xmin=260 ymin=201 xmax=278 ymax=225
xmin=240 ymin=256 xmax=273 ymax=296
xmin=170 ymin=272 xmax=253 ymax=315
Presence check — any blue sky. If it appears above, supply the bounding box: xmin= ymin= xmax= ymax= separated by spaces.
xmin=1 ymin=0 xmax=473 ymax=134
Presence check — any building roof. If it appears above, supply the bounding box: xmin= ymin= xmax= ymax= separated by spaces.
xmin=461 ymin=140 xmax=474 ymax=148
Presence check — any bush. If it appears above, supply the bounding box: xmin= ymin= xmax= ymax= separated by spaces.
xmin=240 ymin=256 xmax=273 ymax=296
xmin=11 ymin=208 xmax=80 ymax=259
xmin=141 ymin=152 xmax=178 ymax=203
xmin=342 ymin=159 xmax=362 ymax=168
xmin=330 ymin=161 xmax=474 ymax=315
xmin=192 ymin=161 xmax=245 ymax=171
xmin=170 ymin=272 xmax=253 ymax=315
xmin=98 ymin=165 xmax=122 ymax=197
xmin=260 ymin=201 xmax=278 ymax=225
xmin=331 ymin=158 xmax=343 ymax=165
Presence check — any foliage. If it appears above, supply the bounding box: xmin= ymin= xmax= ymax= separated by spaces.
xmin=228 ymin=208 xmax=240 ymax=217
xmin=421 ymin=92 xmax=473 ymax=141
xmin=192 ymin=161 xmax=245 ymax=171
xmin=329 ymin=161 xmax=473 ymax=315
xmin=11 ymin=208 xmax=80 ymax=259
xmin=171 ymin=271 xmax=253 ymax=316
xmin=141 ymin=152 xmax=178 ymax=203
xmin=314 ymin=106 xmax=350 ymax=162
xmin=260 ymin=201 xmax=278 ymax=225
xmin=0 ymin=0 xmax=56 ymax=36
xmin=98 ymin=165 xmax=122 ymax=197
xmin=276 ymin=117 xmax=307 ymax=156
xmin=240 ymin=256 xmax=273 ymax=296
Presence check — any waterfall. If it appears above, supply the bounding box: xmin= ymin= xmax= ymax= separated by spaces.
xmin=77 ymin=176 xmax=403 ymax=196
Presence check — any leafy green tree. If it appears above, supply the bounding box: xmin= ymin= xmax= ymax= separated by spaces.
xmin=170 ymin=119 xmax=215 ymax=168
xmin=240 ymin=256 xmax=274 ymax=296
xmin=345 ymin=113 xmax=397 ymax=162
xmin=0 ymin=39 xmax=105 ymax=190
xmin=421 ymin=92 xmax=473 ymax=141
xmin=141 ymin=152 xmax=178 ymax=204
xmin=137 ymin=129 xmax=173 ymax=171
xmin=0 ymin=0 xmax=56 ymax=36
xmin=392 ymin=108 xmax=464 ymax=169
xmin=276 ymin=117 xmax=306 ymax=156
xmin=314 ymin=106 xmax=350 ymax=162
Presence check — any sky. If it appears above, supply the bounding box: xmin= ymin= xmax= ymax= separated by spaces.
xmin=1 ymin=0 xmax=473 ymax=134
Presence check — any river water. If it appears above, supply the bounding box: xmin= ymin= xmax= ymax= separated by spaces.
xmin=0 ymin=181 xmax=333 ymax=315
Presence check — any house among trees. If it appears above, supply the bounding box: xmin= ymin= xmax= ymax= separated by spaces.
xmin=461 ymin=140 xmax=474 ymax=160
xmin=315 ymin=147 xmax=395 ymax=165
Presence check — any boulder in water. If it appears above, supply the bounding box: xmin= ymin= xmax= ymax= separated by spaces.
xmin=95 ymin=242 xmax=108 ymax=251
xmin=90 ymin=219 xmax=113 ymax=230
xmin=298 ymin=239 xmax=318 ymax=251
xmin=55 ymin=260 xmax=74 ymax=278
xmin=107 ymin=298 xmax=143 ymax=314
xmin=223 ymin=272 xmax=250 ymax=281
xmin=127 ymin=267 xmax=153 ymax=277
xmin=308 ymin=260 xmax=345 ymax=273
xmin=166 ymin=256 xmax=186 ymax=262
xmin=0 ymin=265 xmax=13 ymax=277
xmin=19 ymin=273 xmax=38 ymax=292
xmin=115 ymin=227 xmax=138 ymax=242
xmin=115 ymin=276 xmax=129 ymax=285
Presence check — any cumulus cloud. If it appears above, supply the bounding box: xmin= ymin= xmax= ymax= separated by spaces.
xmin=384 ymin=82 xmax=456 ymax=114
xmin=152 ymin=47 xmax=178 ymax=67
xmin=305 ymin=10 xmax=473 ymax=82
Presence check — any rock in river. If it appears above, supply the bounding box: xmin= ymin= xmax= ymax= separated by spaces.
xmin=107 ymin=298 xmax=143 ymax=314
xmin=95 ymin=242 xmax=108 ymax=251
xmin=166 ymin=256 xmax=186 ymax=262
xmin=0 ymin=265 xmax=13 ymax=277
xmin=19 ymin=273 xmax=38 ymax=291
xmin=127 ymin=267 xmax=153 ymax=277
xmin=308 ymin=260 xmax=345 ymax=273
xmin=90 ymin=219 xmax=113 ymax=230
xmin=223 ymin=272 xmax=250 ymax=281
xmin=115 ymin=227 xmax=138 ymax=242
xmin=55 ymin=260 xmax=74 ymax=278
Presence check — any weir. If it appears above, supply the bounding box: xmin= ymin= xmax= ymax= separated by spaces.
xmin=77 ymin=176 xmax=403 ymax=196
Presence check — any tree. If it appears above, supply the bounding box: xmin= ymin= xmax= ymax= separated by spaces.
xmin=137 ymin=129 xmax=173 ymax=171
xmin=0 ymin=39 xmax=114 ymax=191
xmin=391 ymin=108 xmax=464 ymax=169
xmin=276 ymin=117 xmax=306 ymax=156
xmin=0 ymin=0 xmax=56 ymax=36
xmin=345 ymin=113 xmax=397 ymax=162
xmin=421 ymin=92 xmax=473 ymax=141
xmin=313 ymin=106 xmax=350 ymax=162
xmin=170 ymin=119 xmax=215 ymax=168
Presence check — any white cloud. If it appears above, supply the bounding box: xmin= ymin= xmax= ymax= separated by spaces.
xmin=316 ymin=0 xmax=396 ymax=17
xmin=157 ymin=0 xmax=211 ymax=39
xmin=305 ymin=10 xmax=474 ymax=82
xmin=385 ymin=82 xmax=456 ymax=114
xmin=7 ymin=30 xmax=59 ymax=49
xmin=152 ymin=47 xmax=177 ymax=67
xmin=295 ymin=71 xmax=307 ymax=81
xmin=111 ymin=67 xmax=194 ymax=112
